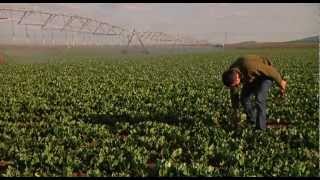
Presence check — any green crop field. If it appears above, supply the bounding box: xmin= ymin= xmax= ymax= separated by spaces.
xmin=0 ymin=47 xmax=318 ymax=176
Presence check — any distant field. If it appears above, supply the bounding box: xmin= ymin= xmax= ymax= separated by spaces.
xmin=0 ymin=46 xmax=318 ymax=176
xmin=0 ymin=44 xmax=221 ymax=64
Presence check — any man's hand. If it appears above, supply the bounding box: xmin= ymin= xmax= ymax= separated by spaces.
xmin=280 ymin=80 xmax=287 ymax=96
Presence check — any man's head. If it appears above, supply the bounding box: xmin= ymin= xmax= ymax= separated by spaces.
xmin=222 ymin=69 xmax=241 ymax=88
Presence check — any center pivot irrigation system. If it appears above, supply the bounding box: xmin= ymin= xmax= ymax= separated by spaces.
xmin=0 ymin=8 xmax=213 ymax=54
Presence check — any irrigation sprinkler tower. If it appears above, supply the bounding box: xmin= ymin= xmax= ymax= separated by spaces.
xmin=0 ymin=7 xmax=211 ymax=54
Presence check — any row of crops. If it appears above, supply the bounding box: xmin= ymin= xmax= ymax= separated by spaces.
xmin=0 ymin=47 xmax=318 ymax=176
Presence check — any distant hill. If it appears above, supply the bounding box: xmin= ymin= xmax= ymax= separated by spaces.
xmin=233 ymin=41 xmax=257 ymax=45
xmin=225 ymin=36 xmax=318 ymax=49
xmin=285 ymin=36 xmax=318 ymax=43
xmin=225 ymin=41 xmax=257 ymax=47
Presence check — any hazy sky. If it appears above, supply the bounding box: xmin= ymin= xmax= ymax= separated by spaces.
xmin=0 ymin=3 xmax=319 ymax=43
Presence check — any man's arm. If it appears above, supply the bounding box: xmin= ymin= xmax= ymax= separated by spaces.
xmin=256 ymin=63 xmax=287 ymax=95
xmin=256 ymin=63 xmax=283 ymax=87
xmin=230 ymin=87 xmax=240 ymax=125
xmin=230 ymin=87 xmax=239 ymax=110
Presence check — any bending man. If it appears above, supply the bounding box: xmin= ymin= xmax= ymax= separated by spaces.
xmin=222 ymin=55 xmax=287 ymax=129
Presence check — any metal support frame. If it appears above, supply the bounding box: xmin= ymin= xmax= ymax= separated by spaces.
xmin=0 ymin=7 xmax=210 ymax=51
xmin=61 ymin=16 xmax=74 ymax=31
xmin=41 ymin=14 xmax=56 ymax=29
xmin=124 ymin=29 xmax=149 ymax=54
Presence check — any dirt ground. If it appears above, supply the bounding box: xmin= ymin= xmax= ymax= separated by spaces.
xmin=0 ymin=51 xmax=5 ymax=64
